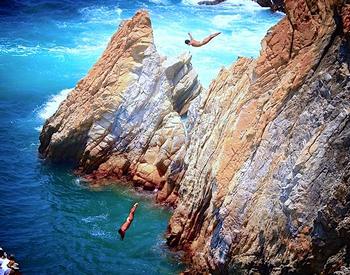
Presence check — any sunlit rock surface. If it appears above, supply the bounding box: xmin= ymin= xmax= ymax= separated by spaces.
xmin=39 ymin=11 xmax=203 ymax=203
xmin=39 ymin=2 xmax=350 ymax=274
xmin=167 ymin=0 xmax=350 ymax=273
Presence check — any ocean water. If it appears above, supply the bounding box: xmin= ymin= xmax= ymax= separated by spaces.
xmin=0 ymin=0 xmax=283 ymax=274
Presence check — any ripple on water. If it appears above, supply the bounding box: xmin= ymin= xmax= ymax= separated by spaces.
xmin=81 ymin=213 xmax=109 ymax=224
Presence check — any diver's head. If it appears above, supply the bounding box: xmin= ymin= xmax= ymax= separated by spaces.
xmin=118 ymin=229 xmax=125 ymax=240
xmin=185 ymin=39 xmax=190 ymax=45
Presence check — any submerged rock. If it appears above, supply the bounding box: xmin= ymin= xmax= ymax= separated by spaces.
xmin=39 ymin=11 xmax=203 ymax=203
xmin=167 ymin=0 xmax=350 ymax=273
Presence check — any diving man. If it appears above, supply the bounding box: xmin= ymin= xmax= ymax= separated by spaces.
xmin=118 ymin=203 xmax=138 ymax=240
xmin=185 ymin=32 xmax=221 ymax=47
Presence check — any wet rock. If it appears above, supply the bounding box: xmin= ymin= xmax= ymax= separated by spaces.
xmin=198 ymin=0 xmax=226 ymax=5
xmin=256 ymin=0 xmax=285 ymax=12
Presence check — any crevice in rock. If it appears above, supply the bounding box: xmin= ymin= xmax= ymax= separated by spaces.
xmin=312 ymin=8 xmax=343 ymax=75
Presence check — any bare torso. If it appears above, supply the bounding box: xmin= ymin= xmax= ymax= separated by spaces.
xmin=187 ymin=32 xmax=221 ymax=47
xmin=189 ymin=39 xmax=205 ymax=47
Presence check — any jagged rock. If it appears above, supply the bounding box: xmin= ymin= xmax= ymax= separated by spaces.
xmin=38 ymin=1 xmax=350 ymax=274
xmin=132 ymin=112 xmax=185 ymax=190
xmin=39 ymin=11 xmax=203 ymax=199
xmin=198 ymin=0 xmax=226 ymax=5
xmin=256 ymin=0 xmax=285 ymax=12
xmin=167 ymin=0 xmax=350 ymax=273
xmin=198 ymin=0 xmax=285 ymax=12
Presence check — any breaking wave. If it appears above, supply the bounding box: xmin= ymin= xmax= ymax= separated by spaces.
xmin=38 ymin=88 xmax=72 ymax=120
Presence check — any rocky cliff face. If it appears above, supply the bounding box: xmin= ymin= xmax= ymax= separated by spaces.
xmin=166 ymin=0 xmax=350 ymax=273
xmin=39 ymin=11 xmax=203 ymax=204
xmin=39 ymin=2 xmax=350 ymax=274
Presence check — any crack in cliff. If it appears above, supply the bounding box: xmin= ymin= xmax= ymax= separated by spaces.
xmin=312 ymin=8 xmax=342 ymax=75
xmin=287 ymin=14 xmax=295 ymax=59
xmin=187 ymin=182 xmax=213 ymax=243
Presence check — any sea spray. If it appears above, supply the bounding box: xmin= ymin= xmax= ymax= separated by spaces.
xmin=38 ymin=88 xmax=72 ymax=120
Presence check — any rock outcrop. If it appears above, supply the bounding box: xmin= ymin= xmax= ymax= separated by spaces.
xmin=198 ymin=0 xmax=226 ymax=5
xmin=256 ymin=0 xmax=285 ymax=12
xmin=166 ymin=0 xmax=350 ymax=273
xmin=197 ymin=0 xmax=285 ymax=12
xmin=39 ymin=11 xmax=203 ymax=204
xmin=39 ymin=2 xmax=350 ymax=274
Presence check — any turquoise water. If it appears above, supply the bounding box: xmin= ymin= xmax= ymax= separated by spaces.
xmin=0 ymin=0 xmax=283 ymax=273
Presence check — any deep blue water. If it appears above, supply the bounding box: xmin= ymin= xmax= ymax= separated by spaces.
xmin=0 ymin=0 xmax=283 ymax=273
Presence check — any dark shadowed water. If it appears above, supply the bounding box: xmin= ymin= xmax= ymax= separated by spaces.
xmin=0 ymin=0 xmax=283 ymax=273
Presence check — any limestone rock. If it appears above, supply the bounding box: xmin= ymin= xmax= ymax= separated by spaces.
xmin=39 ymin=11 xmax=203 ymax=197
xmin=167 ymin=0 xmax=350 ymax=273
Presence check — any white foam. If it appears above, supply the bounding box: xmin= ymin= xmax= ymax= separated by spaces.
xmin=149 ymin=0 xmax=169 ymax=4
xmin=181 ymin=0 xmax=197 ymax=5
xmin=47 ymin=44 xmax=106 ymax=55
xmin=90 ymin=225 xmax=111 ymax=238
xmin=0 ymin=43 xmax=107 ymax=56
xmin=231 ymin=28 xmax=266 ymax=56
xmin=0 ymin=44 xmax=41 ymax=56
xmin=79 ymin=6 xmax=122 ymax=24
xmin=82 ymin=214 xmax=108 ymax=223
xmin=38 ymin=88 xmax=72 ymax=120
xmin=181 ymin=0 xmax=265 ymax=14
xmin=211 ymin=14 xmax=241 ymax=28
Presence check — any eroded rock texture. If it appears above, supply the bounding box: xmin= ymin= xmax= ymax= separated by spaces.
xmin=39 ymin=11 xmax=203 ymax=203
xmin=167 ymin=0 xmax=350 ymax=273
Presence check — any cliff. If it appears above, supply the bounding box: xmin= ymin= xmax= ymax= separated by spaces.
xmin=38 ymin=2 xmax=350 ymax=274
xmin=39 ymin=11 xmax=203 ymax=204
xmin=167 ymin=0 xmax=350 ymax=273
